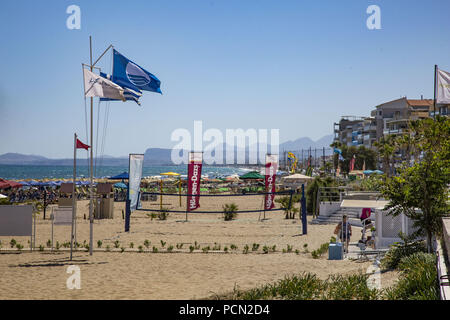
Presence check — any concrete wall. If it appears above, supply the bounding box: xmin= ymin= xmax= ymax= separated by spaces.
xmin=319 ymin=202 xmax=341 ymax=217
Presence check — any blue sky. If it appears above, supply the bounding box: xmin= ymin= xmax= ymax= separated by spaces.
xmin=1 ymin=0 xmax=450 ymax=158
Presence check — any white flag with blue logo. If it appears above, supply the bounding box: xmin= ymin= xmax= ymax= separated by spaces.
xmin=83 ymin=69 xmax=125 ymax=101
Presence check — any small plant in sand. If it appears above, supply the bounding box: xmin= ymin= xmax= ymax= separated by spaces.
xmin=129 ymin=242 xmax=134 ymax=248
xmin=138 ymin=245 xmax=144 ymax=253
xmin=189 ymin=245 xmax=195 ymax=253
xmin=84 ymin=244 xmax=89 ymax=252
xmin=286 ymin=245 xmax=293 ymax=253
xmin=223 ymin=203 xmax=238 ymax=221
xmin=202 ymin=247 xmax=209 ymax=253
xmin=262 ymin=245 xmax=269 ymax=254
xmin=252 ymin=243 xmax=260 ymax=251
xmin=39 ymin=244 xmax=44 ymax=251
xmin=97 ymin=240 xmax=103 ymax=248
xmin=160 ymin=240 xmax=166 ymax=248
xmin=167 ymin=245 xmax=174 ymax=252
xmin=330 ymin=236 xmax=336 ymax=243
xmin=230 ymin=244 xmax=238 ymax=251
xmin=63 ymin=242 xmax=70 ymax=248
xmin=46 ymin=239 xmax=52 ymax=248
xmin=16 ymin=243 xmax=24 ymax=251
xmin=194 ymin=241 xmax=200 ymax=250
xmin=224 ymin=246 xmax=229 ymax=253
xmin=0 ymin=240 xmax=2 ymax=248
xmin=271 ymin=245 xmax=277 ymax=252
xmin=243 ymin=244 xmax=249 ymax=254
xmin=176 ymin=243 xmax=183 ymax=249
xmin=114 ymin=240 xmax=120 ymax=249
xmin=295 ymin=249 xmax=300 ymax=255
xmin=55 ymin=241 xmax=61 ymax=250
xmin=10 ymin=239 xmax=17 ymax=248
xmin=303 ymin=243 xmax=309 ymax=253
xmin=147 ymin=213 xmax=158 ymax=220
xmin=213 ymin=243 xmax=221 ymax=251
xmin=152 ymin=246 xmax=158 ymax=253
xmin=120 ymin=247 xmax=125 ymax=253
xmin=144 ymin=239 xmax=150 ymax=249
xmin=106 ymin=245 xmax=111 ymax=252
xmin=158 ymin=208 xmax=169 ymax=220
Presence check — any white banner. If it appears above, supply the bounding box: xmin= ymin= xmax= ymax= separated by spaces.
xmin=437 ymin=68 xmax=450 ymax=104
xmin=83 ymin=68 xmax=125 ymax=101
xmin=128 ymin=154 xmax=144 ymax=211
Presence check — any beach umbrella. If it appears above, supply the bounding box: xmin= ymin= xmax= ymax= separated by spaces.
xmin=108 ymin=172 xmax=129 ymax=180
xmin=239 ymin=171 xmax=264 ymax=180
xmin=18 ymin=181 xmax=31 ymax=186
xmin=0 ymin=194 xmax=7 ymax=199
xmin=114 ymin=182 xmax=128 ymax=189
xmin=363 ymin=170 xmax=374 ymax=175
xmin=29 ymin=180 xmax=40 ymax=186
xmin=373 ymin=170 xmax=383 ymax=174
xmin=0 ymin=179 xmax=23 ymax=189
xmin=160 ymin=172 xmax=180 ymax=176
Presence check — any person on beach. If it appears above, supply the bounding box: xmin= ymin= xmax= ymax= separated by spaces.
xmin=334 ymin=214 xmax=352 ymax=253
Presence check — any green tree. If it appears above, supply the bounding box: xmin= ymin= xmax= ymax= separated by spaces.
xmin=374 ymin=135 xmax=396 ymax=177
xmin=380 ymin=116 xmax=450 ymax=252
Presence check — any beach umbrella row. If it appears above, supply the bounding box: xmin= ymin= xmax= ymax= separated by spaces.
xmin=0 ymin=178 xmax=23 ymax=189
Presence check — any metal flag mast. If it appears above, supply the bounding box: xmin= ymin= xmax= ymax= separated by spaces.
xmin=86 ymin=36 xmax=113 ymax=256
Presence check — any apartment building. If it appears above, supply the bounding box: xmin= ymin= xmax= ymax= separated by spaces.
xmin=333 ymin=116 xmax=377 ymax=149
xmin=371 ymin=97 xmax=433 ymax=139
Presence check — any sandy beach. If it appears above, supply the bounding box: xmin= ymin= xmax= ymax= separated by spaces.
xmin=0 ymin=196 xmax=373 ymax=300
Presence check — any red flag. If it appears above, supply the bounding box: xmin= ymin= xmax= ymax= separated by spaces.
xmin=76 ymin=139 xmax=90 ymax=150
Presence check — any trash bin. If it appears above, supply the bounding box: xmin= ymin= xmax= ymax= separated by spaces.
xmin=328 ymin=242 xmax=343 ymax=260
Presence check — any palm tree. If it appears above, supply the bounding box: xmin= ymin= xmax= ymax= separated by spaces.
xmin=374 ymin=135 xmax=396 ymax=177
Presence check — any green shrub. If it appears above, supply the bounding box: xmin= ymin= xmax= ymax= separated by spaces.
xmin=223 ymin=203 xmax=238 ymax=221
xmin=384 ymin=252 xmax=439 ymax=300
xmin=243 ymin=244 xmax=249 ymax=254
xmin=152 ymin=246 xmax=158 ymax=253
xmin=114 ymin=240 xmax=120 ymax=249
xmin=97 ymin=240 xmax=103 ymax=248
xmin=224 ymin=246 xmax=229 ymax=253
xmin=16 ymin=243 xmax=24 ymax=251
xmin=160 ymin=240 xmax=166 ymax=247
xmin=380 ymin=233 xmax=427 ymax=270
xmin=220 ymin=272 xmax=379 ymax=300
xmin=252 ymin=243 xmax=260 ymax=251
xmin=144 ymin=239 xmax=150 ymax=249
xmin=129 ymin=242 xmax=134 ymax=248
xmin=120 ymin=247 xmax=125 ymax=253
xmin=10 ymin=239 xmax=17 ymax=248
xmin=189 ymin=245 xmax=195 ymax=253
xmin=271 ymin=245 xmax=277 ymax=252
xmin=230 ymin=244 xmax=238 ymax=251
xmin=138 ymin=245 xmax=144 ymax=253
xmin=158 ymin=208 xmax=169 ymax=220
xmin=39 ymin=244 xmax=44 ymax=251
xmin=263 ymin=246 xmax=269 ymax=254
xmin=167 ymin=245 xmax=174 ymax=252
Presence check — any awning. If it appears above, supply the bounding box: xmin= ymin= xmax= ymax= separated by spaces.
xmin=340 ymin=199 xmax=389 ymax=210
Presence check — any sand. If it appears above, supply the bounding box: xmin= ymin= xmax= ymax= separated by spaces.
xmin=0 ymin=195 xmax=372 ymax=299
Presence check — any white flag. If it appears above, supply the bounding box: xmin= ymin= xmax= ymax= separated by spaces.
xmin=437 ymin=68 xmax=450 ymax=104
xmin=83 ymin=69 xmax=125 ymax=101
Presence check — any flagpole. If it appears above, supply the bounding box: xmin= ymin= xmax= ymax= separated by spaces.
xmin=70 ymin=133 xmax=76 ymax=261
xmin=89 ymin=36 xmax=94 ymax=256
xmin=434 ymin=64 xmax=437 ymax=120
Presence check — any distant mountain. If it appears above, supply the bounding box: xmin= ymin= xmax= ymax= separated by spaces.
xmin=279 ymin=134 xmax=334 ymax=151
xmin=0 ymin=134 xmax=335 ymax=166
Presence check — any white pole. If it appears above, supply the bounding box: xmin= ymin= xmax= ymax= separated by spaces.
xmin=70 ymin=133 xmax=76 ymax=260
xmin=89 ymin=36 xmax=94 ymax=256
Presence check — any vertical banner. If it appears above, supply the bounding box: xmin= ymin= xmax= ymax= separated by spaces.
xmin=264 ymin=154 xmax=278 ymax=210
xmin=128 ymin=154 xmax=144 ymax=212
xmin=187 ymin=152 xmax=203 ymax=212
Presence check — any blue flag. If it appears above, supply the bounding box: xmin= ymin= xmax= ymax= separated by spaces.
xmin=112 ymin=49 xmax=162 ymax=94
xmin=99 ymin=72 xmax=142 ymax=105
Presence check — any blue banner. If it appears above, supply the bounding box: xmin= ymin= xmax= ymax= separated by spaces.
xmin=112 ymin=49 xmax=162 ymax=94
xmin=128 ymin=154 xmax=144 ymax=212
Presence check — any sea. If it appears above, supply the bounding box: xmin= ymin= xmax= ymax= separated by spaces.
xmin=0 ymin=165 xmax=255 ymax=180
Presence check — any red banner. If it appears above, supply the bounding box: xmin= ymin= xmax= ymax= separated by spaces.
xmin=187 ymin=152 xmax=203 ymax=212
xmin=264 ymin=154 xmax=278 ymax=210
